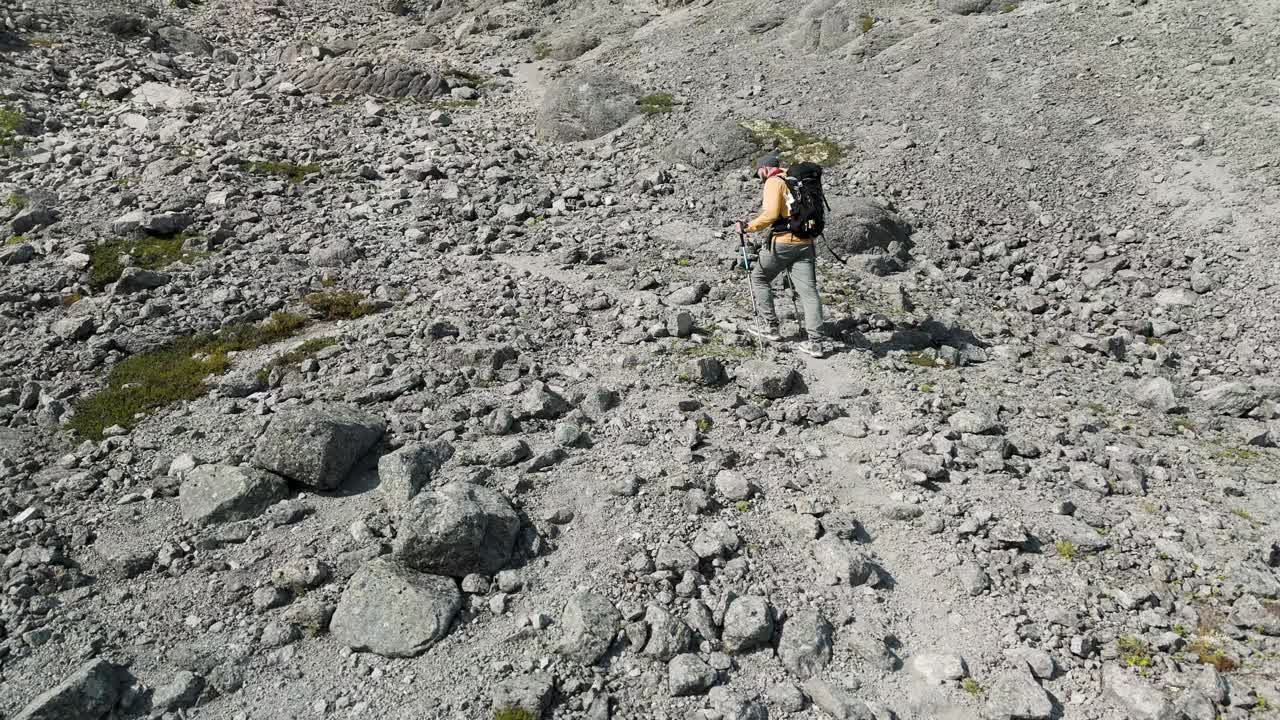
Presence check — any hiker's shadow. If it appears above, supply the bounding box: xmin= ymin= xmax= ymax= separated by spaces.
xmin=832 ymin=317 xmax=990 ymax=360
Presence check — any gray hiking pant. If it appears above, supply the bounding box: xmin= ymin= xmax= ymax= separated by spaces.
xmin=750 ymin=241 xmax=825 ymax=338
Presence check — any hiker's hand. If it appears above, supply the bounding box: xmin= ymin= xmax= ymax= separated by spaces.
xmin=733 ymin=221 xmax=744 ymax=234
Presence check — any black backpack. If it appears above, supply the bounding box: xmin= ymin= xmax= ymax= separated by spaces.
xmin=773 ymin=161 xmax=829 ymax=240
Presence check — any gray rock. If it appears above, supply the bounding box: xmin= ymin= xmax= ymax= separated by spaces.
xmin=949 ymin=407 xmax=1000 ymax=434
xmin=251 ymin=403 xmax=385 ymax=490
xmin=268 ymin=59 xmax=445 ymax=100
xmin=667 ymin=284 xmax=707 ymax=306
xmin=133 ymin=82 xmax=198 ymax=109
xmin=309 ymin=239 xmax=359 ymax=267
xmin=178 ymin=464 xmax=288 ymax=526
xmin=52 ymin=317 xmax=95 ymax=341
xmin=813 ymin=536 xmax=873 ymax=586
xmin=1101 ymin=664 xmax=1177 ymax=719
xmin=777 ymin=609 xmax=833 ymax=678
xmin=643 ymin=605 xmax=694 ymax=661
xmin=520 ymin=381 xmax=572 ymax=419
xmin=801 ymin=678 xmax=874 ymax=720
xmin=10 ymin=205 xmax=56 ymax=234
xmin=536 ymin=71 xmax=640 ymax=142
xmin=939 ymin=0 xmax=990 ymax=13
xmin=0 ymin=242 xmax=34 ymax=265
xmin=684 ymin=357 xmax=726 ymax=385
xmin=709 ymin=686 xmax=770 ymax=720
xmin=714 ymin=470 xmax=754 ymax=501
xmin=735 ymin=360 xmax=797 ymax=399
xmin=377 ymin=441 xmax=453 ymax=505
xmin=492 ymin=673 xmax=554 ymax=717
xmin=1175 ymin=690 xmax=1216 ymax=720
xmin=1199 ymin=382 xmax=1258 ymax=417
xmin=392 ymin=481 xmax=520 ymax=577
xmin=671 ymin=118 xmax=759 ymax=171
xmin=1230 ymin=594 xmax=1280 ymax=635
xmin=330 ymin=558 xmax=460 ymax=658
xmin=13 ymin=659 xmax=132 ymax=720
xmin=1005 ymin=647 xmax=1055 ymax=680
xmin=490 ymin=439 xmax=531 ymax=467
xmin=722 ymin=596 xmax=775 ymax=654
xmin=907 ymin=653 xmax=967 ymax=685
xmin=821 ymin=196 xmax=912 ymax=258
xmin=151 ymin=671 xmax=204 ymax=712
xmin=1153 ymin=287 xmax=1199 ymax=307
xmin=669 ymin=654 xmax=718 ymax=696
xmin=986 ymin=668 xmax=1053 ymax=719
xmin=1132 ymin=377 xmax=1178 ymax=413
xmin=959 ymin=563 xmax=990 ymax=595
xmin=556 ymin=592 xmax=621 ymax=665
xmin=112 ymin=266 xmax=171 ymax=294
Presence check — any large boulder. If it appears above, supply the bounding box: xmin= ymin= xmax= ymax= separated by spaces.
xmin=820 ymin=196 xmax=912 ymax=259
xmin=535 ymin=71 xmax=640 ymax=142
xmin=330 ymin=558 xmax=461 ymax=657
xmin=556 ymin=592 xmax=621 ymax=665
xmin=670 ymin=118 xmax=758 ymax=171
xmin=178 ymin=464 xmax=288 ymax=526
xmin=13 ymin=659 xmax=132 ymax=720
xmin=392 ymin=482 xmax=520 ymax=576
xmin=252 ymin=403 xmax=385 ymax=490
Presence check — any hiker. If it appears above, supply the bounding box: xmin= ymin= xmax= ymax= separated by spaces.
xmin=734 ymin=153 xmax=833 ymax=358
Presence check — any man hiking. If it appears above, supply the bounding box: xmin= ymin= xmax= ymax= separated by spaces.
xmin=735 ymin=153 xmax=833 ymax=358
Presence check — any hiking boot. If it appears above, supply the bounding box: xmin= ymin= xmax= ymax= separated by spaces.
xmin=795 ymin=339 xmax=830 ymax=358
xmin=748 ymin=324 xmax=781 ymax=342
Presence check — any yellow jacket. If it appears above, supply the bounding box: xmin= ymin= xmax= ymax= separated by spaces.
xmin=745 ymin=173 xmax=804 ymax=244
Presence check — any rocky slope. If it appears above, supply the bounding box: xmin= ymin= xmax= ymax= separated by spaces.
xmin=1 ymin=0 xmax=1278 ymax=718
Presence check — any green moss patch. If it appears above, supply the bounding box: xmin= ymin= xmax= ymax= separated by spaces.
xmin=302 ymin=291 xmax=375 ymax=320
xmin=494 ymin=709 xmax=535 ymax=720
xmin=741 ymin=119 xmax=846 ymax=165
xmin=637 ymin=93 xmax=678 ymax=115
xmin=89 ymin=233 xmax=199 ymax=289
xmin=67 ymin=312 xmax=309 ymax=440
xmin=243 ymin=160 xmax=321 ymax=183
xmin=532 ymin=41 xmax=552 ymax=59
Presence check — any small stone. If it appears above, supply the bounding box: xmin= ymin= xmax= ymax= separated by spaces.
xmin=668 ymin=654 xmax=718 ymax=696
xmin=721 ymin=596 xmax=775 ymax=654
xmin=907 ymin=653 xmax=967 ymax=685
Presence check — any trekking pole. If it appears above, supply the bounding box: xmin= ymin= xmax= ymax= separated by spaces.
xmin=738 ymin=227 xmax=763 ymax=349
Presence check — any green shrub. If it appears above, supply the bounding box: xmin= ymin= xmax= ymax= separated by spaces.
xmin=302 ymin=291 xmax=375 ymax=320
xmin=860 ymin=14 xmax=875 ymax=33
xmin=0 ymin=106 xmax=24 ymax=148
xmin=532 ymin=41 xmax=552 ymax=59
xmin=1118 ymin=636 xmax=1152 ymax=668
xmin=494 ymin=709 xmax=535 ymax=720
xmin=961 ymin=677 xmax=982 ymax=696
xmin=1055 ymin=540 xmax=1077 ymax=561
xmin=66 ymin=312 xmax=309 ymax=440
